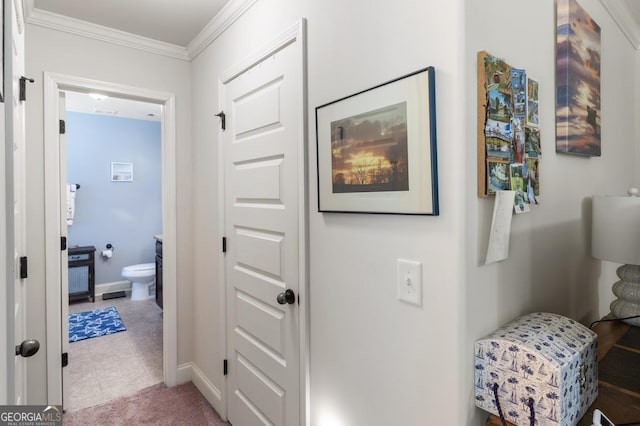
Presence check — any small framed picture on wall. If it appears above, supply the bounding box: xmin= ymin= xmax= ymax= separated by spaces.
xmin=111 ymin=162 xmax=133 ymax=182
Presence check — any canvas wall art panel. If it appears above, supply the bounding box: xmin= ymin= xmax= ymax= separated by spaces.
xmin=556 ymin=0 xmax=601 ymax=156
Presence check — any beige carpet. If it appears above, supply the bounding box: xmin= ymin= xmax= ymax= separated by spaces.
xmin=63 ymin=382 xmax=229 ymax=425
xmin=67 ymin=297 xmax=163 ymax=412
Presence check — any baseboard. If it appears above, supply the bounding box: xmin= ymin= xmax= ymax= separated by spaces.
xmin=178 ymin=362 xmax=225 ymax=419
xmin=177 ymin=362 xmax=192 ymax=385
xmin=95 ymin=280 xmax=131 ymax=298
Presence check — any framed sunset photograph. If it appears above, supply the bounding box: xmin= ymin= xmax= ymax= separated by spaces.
xmin=315 ymin=67 xmax=438 ymax=214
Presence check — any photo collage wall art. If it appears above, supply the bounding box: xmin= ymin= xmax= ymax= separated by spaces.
xmin=477 ymin=51 xmax=540 ymax=213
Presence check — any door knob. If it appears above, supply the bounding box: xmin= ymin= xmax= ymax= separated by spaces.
xmin=15 ymin=339 xmax=40 ymax=358
xmin=277 ymin=289 xmax=295 ymax=305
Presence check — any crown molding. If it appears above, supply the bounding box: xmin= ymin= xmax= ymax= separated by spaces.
xmin=23 ymin=0 xmax=258 ymax=62
xmin=187 ymin=0 xmax=258 ymax=60
xmin=24 ymin=3 xmax=190 ymax=61
xmin=600 ymin=0 xmax=640 ymax=49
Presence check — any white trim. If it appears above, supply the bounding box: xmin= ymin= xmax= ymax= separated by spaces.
xmin=43 ymin=73 xmax=179 ymax=404
xmin=43 ymin=73 xmax=62 ymax=405
xmin=24 ymin=0 xmax=258 ymax=61
xmin=220 ymin=19 xmax=308 ymax=426
xmin=14 ymin=0 xmax=24 ymax=35
xmin=161 ymin=93 xmax=179 ymax=388
xmin=216 ymin=78 xmax=229 ymax=421
xmin=94 ymin=280 xmax=131 ymax=298
xmin=187 ymin=0 xmax=257 ymax=60
xmin=22 ymin=0 xmax=32 ymax=18
xmin=0 ymin=102 xmax=7 ymax=406
xmin=176 ymin=362 xmax=225 ymax=420
xmin=25 ymin=8 xmax=189 ymax=61
xmin=177 ymin=362 xmax=192 ymax=385
xmin=191 ymin=363 xmax=225 ymax=419
xmin=296 ymin=20 xmax=310 ymax=426
xmin=600 ymin=0 xmax=640 ymax=49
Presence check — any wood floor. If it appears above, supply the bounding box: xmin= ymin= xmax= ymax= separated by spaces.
xmin=66 ymin=295 xmax=163 ymax=412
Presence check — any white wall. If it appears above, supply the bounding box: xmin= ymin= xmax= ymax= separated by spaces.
xmin=25 ymin=25 xmax=193 ymax=403
xmin=191 ymin=0 xmax=467 ymax=424
xmin=66 ymin=112 xmax=162 ymax=284
xmin=191 ymin=0 xmax=638 ymax=425
xmin=307 ymin=1 xmax=467 ymax=422
xmin=464 ymin=0 xmax=637 ymax=424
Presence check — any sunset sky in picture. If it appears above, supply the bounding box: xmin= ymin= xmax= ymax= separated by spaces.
xmin=330 ymin=102 xmax=408 ymax=185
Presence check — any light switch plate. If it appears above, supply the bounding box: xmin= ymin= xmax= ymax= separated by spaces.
xmin=397 ymin=259 xmax=422 ymax=306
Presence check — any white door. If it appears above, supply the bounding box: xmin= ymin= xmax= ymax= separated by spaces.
xmin=224 ymin=23 xmax=305 ymax=426
xmin=7 ymin=0 xmax=30 ymax=404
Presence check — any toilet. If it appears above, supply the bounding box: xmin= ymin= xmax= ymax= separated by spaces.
xmin=121 ymin=263 xmax=155 ymax=300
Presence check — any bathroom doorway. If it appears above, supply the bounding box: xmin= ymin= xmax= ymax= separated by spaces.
xmin=42 ymin=73 xmax=179 ymax=409
xmin=64 ymin=90 xmax=164 ymax=411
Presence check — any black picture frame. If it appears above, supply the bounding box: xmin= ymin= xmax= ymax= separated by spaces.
xmin=315 ymin=67 xmax=438 ymax=215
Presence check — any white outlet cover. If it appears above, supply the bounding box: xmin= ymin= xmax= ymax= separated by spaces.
xmin=397 ymin=259 xmax=422 ymax=306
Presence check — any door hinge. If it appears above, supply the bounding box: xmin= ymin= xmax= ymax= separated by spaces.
xmin=19 ymin=76 xmax=35 ymax=102
xmin=222 ymin=237 xmax=227 ymax=253
xmin=59 ymin=119 xmax=66 ymax=134
xmin=223 ymin=359 xmax=228 ymax=376
xmin=61 ymin=236 xmax=67 ymax=251
xmin=62 ymin=352 xmax=68 ymax=368
xmin=19 ymin=257 xmax=27 ymax=279
xmin=215 ymin=111 xmax=226 ymax=131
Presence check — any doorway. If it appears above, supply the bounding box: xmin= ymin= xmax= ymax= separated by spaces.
xmin=42 ymin=73 xmax=178 ymax=408
xmin=63 ymin=90 xmax=164 ymax=410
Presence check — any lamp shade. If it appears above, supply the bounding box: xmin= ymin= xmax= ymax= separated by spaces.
xmin=592 ymin=194 xmax=640 ymax=265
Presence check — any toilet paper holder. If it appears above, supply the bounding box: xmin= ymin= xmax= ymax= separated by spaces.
xmin=101 ymin=243 xmax=114 ymax=258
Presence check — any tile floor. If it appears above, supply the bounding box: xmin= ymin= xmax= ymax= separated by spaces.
xmin=66 ymin=294 xmax=163 ymax=412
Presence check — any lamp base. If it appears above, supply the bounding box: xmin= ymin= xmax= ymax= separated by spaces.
xmin=610 ymin=264 xmax=640 ymax=327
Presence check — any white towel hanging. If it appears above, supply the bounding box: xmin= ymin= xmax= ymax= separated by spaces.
xmin=67 ymin=184 xmax=77 ymax=225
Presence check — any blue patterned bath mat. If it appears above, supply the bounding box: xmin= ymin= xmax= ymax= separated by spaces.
xmin=69 ymin=306 xmax=126 ymax=342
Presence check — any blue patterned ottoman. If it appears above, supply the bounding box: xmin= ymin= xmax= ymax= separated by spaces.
xmin=474 ymin=312 xmax=598 ymax=425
